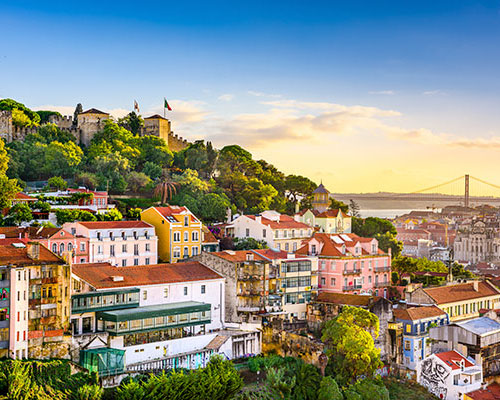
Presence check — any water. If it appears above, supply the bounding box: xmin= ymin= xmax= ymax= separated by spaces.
xmin=358 ymin=209 xmax=433 ymax=219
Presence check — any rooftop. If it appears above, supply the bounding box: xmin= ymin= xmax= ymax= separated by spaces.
xmin=80 ymin=108 xmax=109 ymax=115
xmin=456 ymin=317 xmax=500 ymax=336
xmin=72 ymin=261 xmax=223 ymax=289
xmin=393 ymin=305 xmax=446 ymax=321
xmin=313 ymin=183 xmax=329 ymax=194
xmin=422 ymin=281 xmax=500 ymax=304
xmin=77 ymin=221 xmax=153 ymax=230
xmin=465 ymin=383 xmax=500 ymax=400
xmin=210 ymin=250 xmax=268 ymax=263
xmin=316 ymin=209 xmax=350 ymax=218
xmin=435 ymin=350 xmax=474 ymax=370
xmin=0 ymin=243 xmax=63 ymax=265
xmin=246 ymin=214 xmax=310 ymax=230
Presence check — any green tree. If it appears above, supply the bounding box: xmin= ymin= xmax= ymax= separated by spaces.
xmin=127 ymin=171 xmax=152 ymax=193
xmin=115 ymin=380 xmax=144 ymax=400
xmin=118 ymin=111 xmax=144 ymax=135
xmin=317 ymin=376 xmax=343 ymax=400
xmin=196 ymin=193 xmax=233 ymax=223
xmin=6 ymin=203 xmax=33 ymax=225
xmin=73 ymin=103 xmax=83 ymax=126
xmin=35 ymin=110 xmax=62 ymax=124
xmin=234 ymin=237 xmax=268 ymax=250
xmin=37 ymin=123 xmax=76 ymax=143
xmin=43 ymin=141 xmax=83 ymax=177
xmin=322 ymin=306 xmax=382 ymax=385
xmin=75 ymin=172 xmax=100 ymax=190
xmin=143 ymin=161 xmax=163 ymax=180
xmin=292 ymin=363 xmax=322 ymax=400
xmin=11 ymin=108 xmax=33 ymax=127
xmin=266 ymin=366 xmax=296 ymax=400
xmin=0 ymin=139 xmax=20 ymax=210
xmin=285 ymin=175 xmax=317 ymax=204
xmin=47 ymin=176 xmax=68 ymax=191
xmin=330 ymin=198 xmax=349 ymax=213
xmin=0 ymin=98 xmax=41 ymax=126
xmin=127 ymin=208 xmax=142 ymax=220
xmin=349 ymin=199 xmax=360 ymax=217
xmin=352 ymin=217 xmax=401 ymax=257
xmin=97 ymin=208 xmax=123 ymax=221
xmin=348 ymin=379 xmax=390 ymax=400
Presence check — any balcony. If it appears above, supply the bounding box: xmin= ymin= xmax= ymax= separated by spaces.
xmin=374 ymin=266 xmax=391 ymax=273
xmin=97 ymin=301 xmax=211 ymax=336
xmin=72 ymin=288 xmax=140 ymax=313
xmin=42 ymin=277 xmax=59 ymax=284
xmin=343 ymin=285 xmax=362 ymax=291
xmin=343 ymin=269 xmax=361 ymax=275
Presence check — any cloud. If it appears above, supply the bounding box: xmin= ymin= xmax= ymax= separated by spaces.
xmin=247 ymin=90 xmax=282 ymax=98
xmin=218 ymin=94 xmax=234 ymax=102
xmin=422 ymin=90 xmax=446 ymax=96
xmin=368 ymin=90 xmax=395 ymax=95
xmin=145 ymin=100 xmax=209 ymax=124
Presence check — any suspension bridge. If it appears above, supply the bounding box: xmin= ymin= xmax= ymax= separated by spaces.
xmin=333 ymin=175 xmax=500 ymax=207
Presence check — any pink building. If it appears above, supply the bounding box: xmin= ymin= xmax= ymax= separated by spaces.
xmin=67 ymin=188 xmax=109 ymax=209
xmin=63 ymin=221 xmax=158 ymax=267
xmin=296 ymin=233 xmax=391 ymax=298
xmin=0 ymin=227 xmax=89 ymax=264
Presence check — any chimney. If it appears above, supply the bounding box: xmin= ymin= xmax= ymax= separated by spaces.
xmin=255 ymin=215 xmax=262 ymax=224
xmin=27 ymin=242 xmax=40 ymax=260
xmin=473 ymin=281 xmax=479 ymax=292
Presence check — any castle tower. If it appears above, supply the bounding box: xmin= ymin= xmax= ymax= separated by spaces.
xmin=77 ymin=108 xmax=110 ymax=146
xmin=143 ymin=114 xmax=171 ymax=143
xmin=312 ymin=183 xmax=330 ymax=213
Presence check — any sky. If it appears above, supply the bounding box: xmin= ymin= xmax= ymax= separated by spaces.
xmin=1 ymin=0 xmax=500 ymax=194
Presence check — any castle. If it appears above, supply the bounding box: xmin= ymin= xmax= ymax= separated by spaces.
xmin=0 ymin=108 xmax=189 ymax=151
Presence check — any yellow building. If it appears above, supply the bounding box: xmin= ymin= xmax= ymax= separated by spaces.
xmin=141 ymin=206 xmax=202 ymax=263
xmin=312 ymin=183 xmax=330 ymax=213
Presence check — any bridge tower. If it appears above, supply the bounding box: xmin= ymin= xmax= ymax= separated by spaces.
xmin=464 ymin=174 xmax=470 ymax=208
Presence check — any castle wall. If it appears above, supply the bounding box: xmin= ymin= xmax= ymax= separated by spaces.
xmin=0 ymin=110 xmax=13 ymax=142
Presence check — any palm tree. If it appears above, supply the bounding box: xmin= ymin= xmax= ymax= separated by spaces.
xmin=154 ymin=170 xmax=179 ymax=204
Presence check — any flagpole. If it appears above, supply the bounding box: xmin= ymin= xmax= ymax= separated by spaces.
xmin=164 ymin=98 xmax=166 ymax=118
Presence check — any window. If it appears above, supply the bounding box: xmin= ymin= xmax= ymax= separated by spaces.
xmin=143 ymin=290 xmax=147 ymax=300
xmin=183 ymin=231 xmax=189 ymax=242
xmin=97 ymin=232 xmax=102 ymax=241
xmin=80 ymin=242 xmax=85 ymax=252
xmin=145 ymin=231 xmax=149 ymax=239
xmin=59 ymin=243 xmax=65 ymax=254
xmin=145 ymin=243 xmax=150 ymax=252
xmin=404 ymin=340 xmax=411 ymax=350
xmin=110 ymin=245 xmax=115 ymax=256
xmin=285 ymin=243 xmax=289 ymax=251
xmin=68 ymin=243 xmax=73 ymax=252
xmin=330 ymin=278 xmax=336 ymax=286
xmin=246 ymin=228 xmax=250 ymax=237
xmin=201 ymin=285 xmax=206 ymax=294
xmin=183 ymin=287 xmax=188 ymax=296
xmin=293 ymin=242 xmax=297 ymax=252
xmin=192 ymin=247 xmax=198 ymax=256
xmin=321 ymin=261 xmax=326 ymax=270
xmin=52 ymin=243 xmax=57 ymax=253
xmin=263 ymin=229 xmax=266 ymax=238
xmin=321 ymin=277 xmax=326 ymax=285
xmin=134 ymin=259 xmax=139 ymax=266
xmin=133 ymin=231 xmax=138 ymax=240
xmin=184 ymin=216 xmax=189 ymax=226
xmin=145 ymin=258 xmax=150 ymax=265
xmin=192 ymin=231 xmax=199 ymax=241
xmin=173 ymin=247 xmax=181 ymax=258
xmin=277 ymin=243 xmax=281 ymax=250
xmin=97 ymin=245 xmax=103 ymax=254
xmin=164 ymin=288 xmax=169 ymax=298
xmin=311 ymin=244 xmax=316 ymax=254
xmin=109 ymin=232 xmax=114 ymax=241
xmin=122 ymin=259 xmax=127 ymax=267
xmin=183 ymin=247 xmax=189 ymax=258
xmin=134 ymin=244 xmax=139 ymax=256
xmin=173 ymin=232 xmax=180 ymax=242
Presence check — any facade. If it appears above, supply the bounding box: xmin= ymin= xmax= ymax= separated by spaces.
xmin=296 ymin=233 xmax=392 ymax=297
xmin=77 ymin=108 xmax=110 ymax=146
xmin=315 ymin=209 xmax=352 ymax=234
xmin=141 ymin=206 xmax=202 ymax=263
xmin=306 ymin=292 xmax=393 ymax=360
xmin=429 ymin=317 xmax=500 ymax=378
xmin=71 ymin=261 xmax=260 ymax=374
xmin=418 ymin=350 xmax=483 ymax=400
xmin=406 ymin=281 xmax=500 ymax=322
xmin=253 ymin=249 xmax=319 ymax=320
xmin=63 ymin=221 xmax=157 ymax=266
xmin=454 ymin=220 xmax=500 ymax=265
xmin=142 ymin=115 xmax=189 ymax=151
xmin=201 ymin=226 xmax=219 ymax=253
xmin=193 ymin=250 xmax=276 ymax=323
xmin=0 ymin=242 xmax=71 ymax=360
xmin=393 ymin=306 xmax=449 ymax=370
xmin=229 ymin=210 xmax=312 ymax=252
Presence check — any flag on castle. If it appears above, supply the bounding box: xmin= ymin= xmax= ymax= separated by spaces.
xmin=164 ymin=98 xmax=172 ymax=111
xmin=134 ymin=100 xmax=140 ymax=113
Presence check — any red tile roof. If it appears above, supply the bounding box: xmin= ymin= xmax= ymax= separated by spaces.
xmin=202 ymin=226 xmax=218 ymax=244
xmin=296 ymin=233 xmax=380 ymax=258
xmin=435 ymin=350 xmax=474 ymax=370
xmin=78 ymin=221 xmax=153 ymax=229
xmin=393 ymin=306 xmax=446 ymax=321
xmin=465 ymin=383 xmax=500 ymax=400
xmin=14 ymin=192 xmax=36 ymax=201
xmin=0 ymin=243 xmax=63 ymax=265
xmin=246 ymin=214 xmax=310 ymax=230
xmin=296 ymin=209 xmax=320 ymax=217
xmin=423 ymin=281 xmax=500 ymax=305
xmin=72 ymin=261 xmax=223 ymax=289
xmin=252 ymin=248 xmax=309 ymax=260
xmin=211 ymin=250 xmax=268 ymax=263
xmin=316 ymin=209 xmax=349 ymax=218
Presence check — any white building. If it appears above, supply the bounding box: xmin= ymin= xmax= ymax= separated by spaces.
xmin=417 ymin=350 xmax=482 ymax=400
xmin=71 ymin=261 xmax=260 ymax=374
xmin=229 ymin=210 xmax=312 ymax=252
xmin=64 ymin=221 xmax=158 ymax=267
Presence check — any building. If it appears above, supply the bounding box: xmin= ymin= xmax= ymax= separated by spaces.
xmin=229 ymin=210 xmax=312 ymax=252
xmin=393 ymin=306 xmax=449 ymax=370
xmin=306 ymin=292 xmax=393 ymax=360
xmin=71 ymin=261 xmax=260 ymax=374
xmin=296 ymin=232 xmax=392 ymax=297
xmin=454 ymin=220 xmax=500 ymax=265
xmin=418 ymin=350 xmax=482 ymax=400
xmin=0 ymin=242 xmax=71 ymax=360
xmin=142 ymin=115 xmax=188 ymax=151
xmin=201 ymin=226 xmax=219 ymax=253
xmin=429 ymin=317 xmax=500 ymax=378
xmin=0 ymin=226 xmax=89 ymax=264
xmin=406 ymin=281 xmax=500 ymax=322
xmin=193 ymin=250 xmax=276 ymax=324
xmin=63 ymin=221 xmax=157 ymax=266
xmin=77 ymin=108 xmax=110 ymax=146
xmin=141 ymin=206 xmax=202 ymax=263
xmin=464 ymin=383 xmax=500 ymax=400
xmin=312 ymin=183 xmax=330 ymax=213
xmin=315 ymin=209 xmax=352 ymax=234
xmin=252 ymin=249 xmax=318 ymax=320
